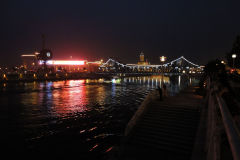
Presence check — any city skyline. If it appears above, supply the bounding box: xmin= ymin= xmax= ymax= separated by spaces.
xmin=1 ymin=0 xmax=240 ymax=66
xmin=2 ymin=1 xmax=240 ymax=157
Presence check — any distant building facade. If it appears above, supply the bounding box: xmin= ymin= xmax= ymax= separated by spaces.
xmin=137 ymin=52 xmax=150 ymax=65
xmin=21 ymin=53 xmax=39 ymax=70
xmin=20 ymin=52 xmax=102 ymax=73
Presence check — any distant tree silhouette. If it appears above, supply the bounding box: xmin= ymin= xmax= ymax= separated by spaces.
xmin=226 ymin=35 xmax=240 ymax=68
xmin=204 ymin=59 xmax=225 ymax=75
xmin=202 ymin=59 xmax=227 ymax=86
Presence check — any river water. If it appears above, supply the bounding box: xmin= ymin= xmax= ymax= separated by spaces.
xmin=1 ymin=75 xmax=197 ymax=158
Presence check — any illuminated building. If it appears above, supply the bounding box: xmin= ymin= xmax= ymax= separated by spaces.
xmin=21 ymin=53 xmax=39 ymax=69
xmin=19 ymin=35 xmax=104 ymax=73
xmin=39 ymin=60 xmax=86 ymax=72
xmin=138 ymin=52 xmax=150 ymax=65
xmin=38 ymin=60 xmax=103 ymax=73
xmin=87 ymin=60 xmax=103 ymax=72
xmin=20 ymin=52 xmax=103 ymax=73
xmin=140 ymin=52 xmax=144 ymax=62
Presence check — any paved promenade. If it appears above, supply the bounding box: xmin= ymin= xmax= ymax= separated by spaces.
xmin=117 ymin=86 xmax=203 ymax=160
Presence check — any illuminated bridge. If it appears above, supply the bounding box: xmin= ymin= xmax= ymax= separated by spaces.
xmin=100 ymin=56 xmax=204 ymax=74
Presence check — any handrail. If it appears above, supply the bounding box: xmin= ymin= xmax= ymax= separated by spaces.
xmin=215 ymin=94 xmax=240 ymax=160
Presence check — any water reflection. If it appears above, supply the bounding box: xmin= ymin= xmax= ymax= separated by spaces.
xmin=122 ymin=75 xmax=170 ymax=86
xmin=178 ymin=75 xmax=181 ymax=86
xmin=4 ymin=75 xmax=197 ymax=157
xmin=95 ymin=85 xmax=106 ymax=106
xmin=51 ymin=80 xmax=88 ymax=115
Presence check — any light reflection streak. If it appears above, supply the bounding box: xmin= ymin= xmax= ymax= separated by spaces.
xmin=89 ymin=144 xmax=99 ymax=151
xmin=18 ymin=76 xmax=172 ymax=118
xmin=52 ymin=80 xmax=88 ymax=115
xmin=21 ymin=92 xmax=40 ymax=106
xmin=105 ymin=147 xmax=113 ymax=153
xmin=178 ymin=75 xmax=181 ymax=86
xmin=95 ymin=86 xmax=106 ymax=106
xmin=111 ymin=82 xmax=116 ymax=97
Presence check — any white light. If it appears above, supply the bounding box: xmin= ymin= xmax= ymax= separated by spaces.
xmin=21 ymin=54 xmax=36 ymax=57
xmin=46 ymin=52 xmax=51 ymax=57
xmin=160 ymin=56 xmax=166 ymax=62
xmin=232 ymin=54 xmax=237 ymax=59
xmin=46 ymin=60 xmax=85 ymax=65
xmin=112 ymin=79 xmax=116 ymax=83
xmin=100 ymin=56 xmax=200 ymax=69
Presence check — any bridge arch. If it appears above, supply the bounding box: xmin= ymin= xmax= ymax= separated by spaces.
xmin=100 ymin=56 xmax=203 ymax=73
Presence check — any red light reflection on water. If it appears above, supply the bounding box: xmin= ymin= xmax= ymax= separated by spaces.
xmin=51 ymin=80 xmax=88 ymax=115
xmin=89 ymin=144 xmax=99 ymax=151
xmin=105 ymin=147 xmax=113 ymax=153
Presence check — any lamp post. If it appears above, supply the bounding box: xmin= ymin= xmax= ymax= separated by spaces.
xmin=160 ymin=56 xmax=166 ymax=88
xmin=232 ymin=54 xmax=237 ymax=69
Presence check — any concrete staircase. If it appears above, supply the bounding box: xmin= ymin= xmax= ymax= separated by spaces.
xmin=118 ymin=87 xmax=202 ymax=160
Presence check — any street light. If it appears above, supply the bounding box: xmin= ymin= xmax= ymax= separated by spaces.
xmin=159 ymin=56 xmax=166 ymax=88
xmin=232 ymin=54 xmax=237 ymax=69
xmin=160 ymin=56 xmax=166 ymax=62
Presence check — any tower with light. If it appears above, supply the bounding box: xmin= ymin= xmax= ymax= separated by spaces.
xmin=36 ymin=34 xmax=53 ymax=66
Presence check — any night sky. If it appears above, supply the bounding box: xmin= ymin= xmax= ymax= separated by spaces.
xmin=1 ymin=0 xmax=240 ymax=66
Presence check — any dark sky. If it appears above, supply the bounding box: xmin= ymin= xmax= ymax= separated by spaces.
xmin=1 ymin=0 xmax=240 ymax=66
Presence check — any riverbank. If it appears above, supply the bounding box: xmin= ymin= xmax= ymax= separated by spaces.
xmin=110 ymin=86 xmax=204 ymax=160
xmin=0 ymin=72 xmax=202 ymax=84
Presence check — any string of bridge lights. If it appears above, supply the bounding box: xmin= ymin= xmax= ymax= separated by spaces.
xmin=100 ymin=56 xmax=200 ymax=68
xmin=163 ymin=56 xmax=200 ymax=67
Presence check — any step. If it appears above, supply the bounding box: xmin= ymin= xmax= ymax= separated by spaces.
xmin=140 ymin=115 xmax=199 ymax=125
xmin=129 ymin=136 xmax=193 ymax=154
xmin=134 ymin=127 xmax=196 ymax=140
